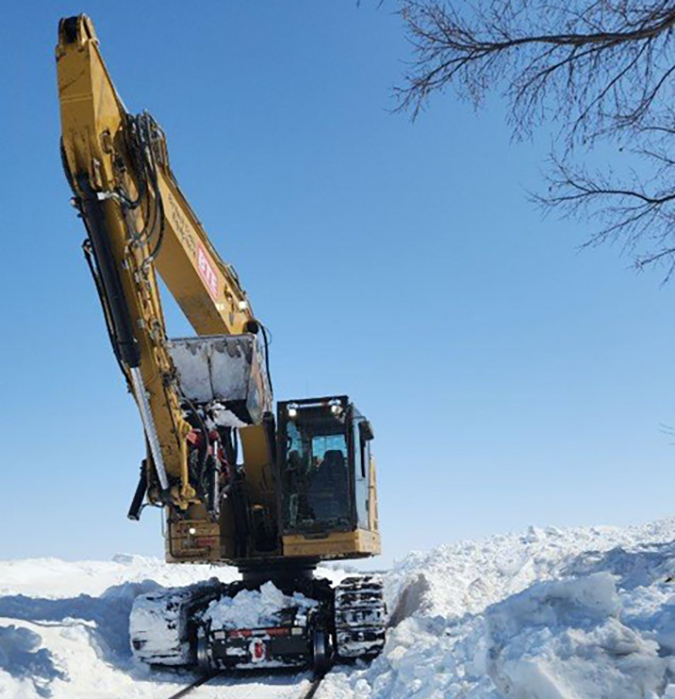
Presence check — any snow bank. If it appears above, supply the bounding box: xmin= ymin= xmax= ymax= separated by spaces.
xmin=0 ymin=625 xmax=66 ymax=698
xmin=487 ymin=573 xmax=664 ymax=698
xmin=319 ymin=518 xmax=675 ymax=698
xmin=0 ymin=555 xmax=340 ymax=698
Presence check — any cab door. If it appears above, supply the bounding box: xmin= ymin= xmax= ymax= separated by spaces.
xmin=352 ymin=417 xmax=370 ymax=529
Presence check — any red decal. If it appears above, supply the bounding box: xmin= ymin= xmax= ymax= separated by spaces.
xmin=253 ymin=640 xmax=265 ymax=659
xmin=197 ymin=245 xmax=218 ymax=300
xmin=249 ymin=638 xmax=266 ymax=662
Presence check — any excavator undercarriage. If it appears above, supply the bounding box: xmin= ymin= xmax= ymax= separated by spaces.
xmin=129 ymin=574 xmax=386 ymax=672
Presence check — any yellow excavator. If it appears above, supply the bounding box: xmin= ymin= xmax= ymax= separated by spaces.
xmin=56 ymin=15 xmax=384 ymax=673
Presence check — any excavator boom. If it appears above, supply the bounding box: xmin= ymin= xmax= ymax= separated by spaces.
xmin=57 ymin=15 xmax=271 ymax=514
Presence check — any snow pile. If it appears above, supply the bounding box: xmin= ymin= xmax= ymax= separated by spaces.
xmin=487 ymin=573 xmax=664 ymax=698
xmin=0 ymin=625 xmax=66 ymax=698
xmin=320 ymin=518 xmax=675 ymax=698
xmin=203 ymin=581 xmax=318 ymax=629
xmin=0 ymin=555 xmax=340 ymax=698
xmin=130 ymin=580 xmax=222 ymax=666
xmin=4 ymin=520 xmax=675 ymax=697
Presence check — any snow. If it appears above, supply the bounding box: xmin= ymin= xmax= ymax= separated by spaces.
xmin=203 ymin=580 xmax=318 ymax=629
xmin=129 ymin=580 xmax=221 ymax=666
xmin=486 ymin=574 xmax=663 ymax=698
xmin=0 ymin=556 xmax=339 ymax=698
xmin=0 ymin=554 xmax=238 ymax=598
xmin=166 ymin=336 xmax=257 ymax=405
xmin=319 ymin=518 xmax=675 ymax=698
xmin=206 ymin=402 xmax=248 ymax=429
xmin=4 ymin=518 xmax=675 ymax=697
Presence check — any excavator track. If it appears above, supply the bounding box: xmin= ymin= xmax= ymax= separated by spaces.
xmin=334 ymin=575 xmax=386 ymax=659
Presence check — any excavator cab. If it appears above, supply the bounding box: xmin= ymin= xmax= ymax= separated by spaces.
xmin=277 ymin=397 xmax=378 ymax=554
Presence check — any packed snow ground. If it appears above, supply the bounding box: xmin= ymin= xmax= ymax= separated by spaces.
xmin=4 ymin=520 xmax=675 ymax=697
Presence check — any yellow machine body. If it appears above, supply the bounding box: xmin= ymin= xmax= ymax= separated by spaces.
xmin=57 ymin=15 xmax=380 ymax=571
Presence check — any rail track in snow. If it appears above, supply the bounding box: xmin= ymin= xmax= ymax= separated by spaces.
xmin=164 ymin=670 xmax=325 ymax=699
xmin=165 ymin=672 xmax=224 ymax=699
xmin=298 ymin=673 xmax=325 ymax=699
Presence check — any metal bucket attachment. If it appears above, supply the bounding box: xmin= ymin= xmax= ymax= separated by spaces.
xmin=167 ymin=334 xmax=272 ymax=426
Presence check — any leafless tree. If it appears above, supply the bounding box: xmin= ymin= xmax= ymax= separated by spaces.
xmin=397 ymin=0 xmax=675 ymax=278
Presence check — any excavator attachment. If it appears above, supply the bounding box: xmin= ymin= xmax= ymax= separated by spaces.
xmin=167 ymin=334 xmax=271 ymax=426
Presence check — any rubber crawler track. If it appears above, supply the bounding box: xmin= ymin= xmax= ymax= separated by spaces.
xmin=164 ymin=671 xmax=325 ymax=699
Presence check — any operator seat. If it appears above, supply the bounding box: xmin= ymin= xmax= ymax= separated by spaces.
xmin=310 ymin=449 xmax=349 ymax=521
xmin=321 ymin=450 xmax=346 ymax=484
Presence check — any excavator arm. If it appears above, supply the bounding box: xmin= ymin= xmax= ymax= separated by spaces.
xmin=57 ymin=15 xmax=272 ymax=515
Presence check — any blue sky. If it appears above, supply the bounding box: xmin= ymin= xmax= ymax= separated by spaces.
xmin=2 ymin=2 xmax=674 ymax=568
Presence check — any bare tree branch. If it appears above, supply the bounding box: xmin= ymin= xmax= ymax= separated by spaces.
xmin=397 ymin=0 xmax=675 ymax=278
